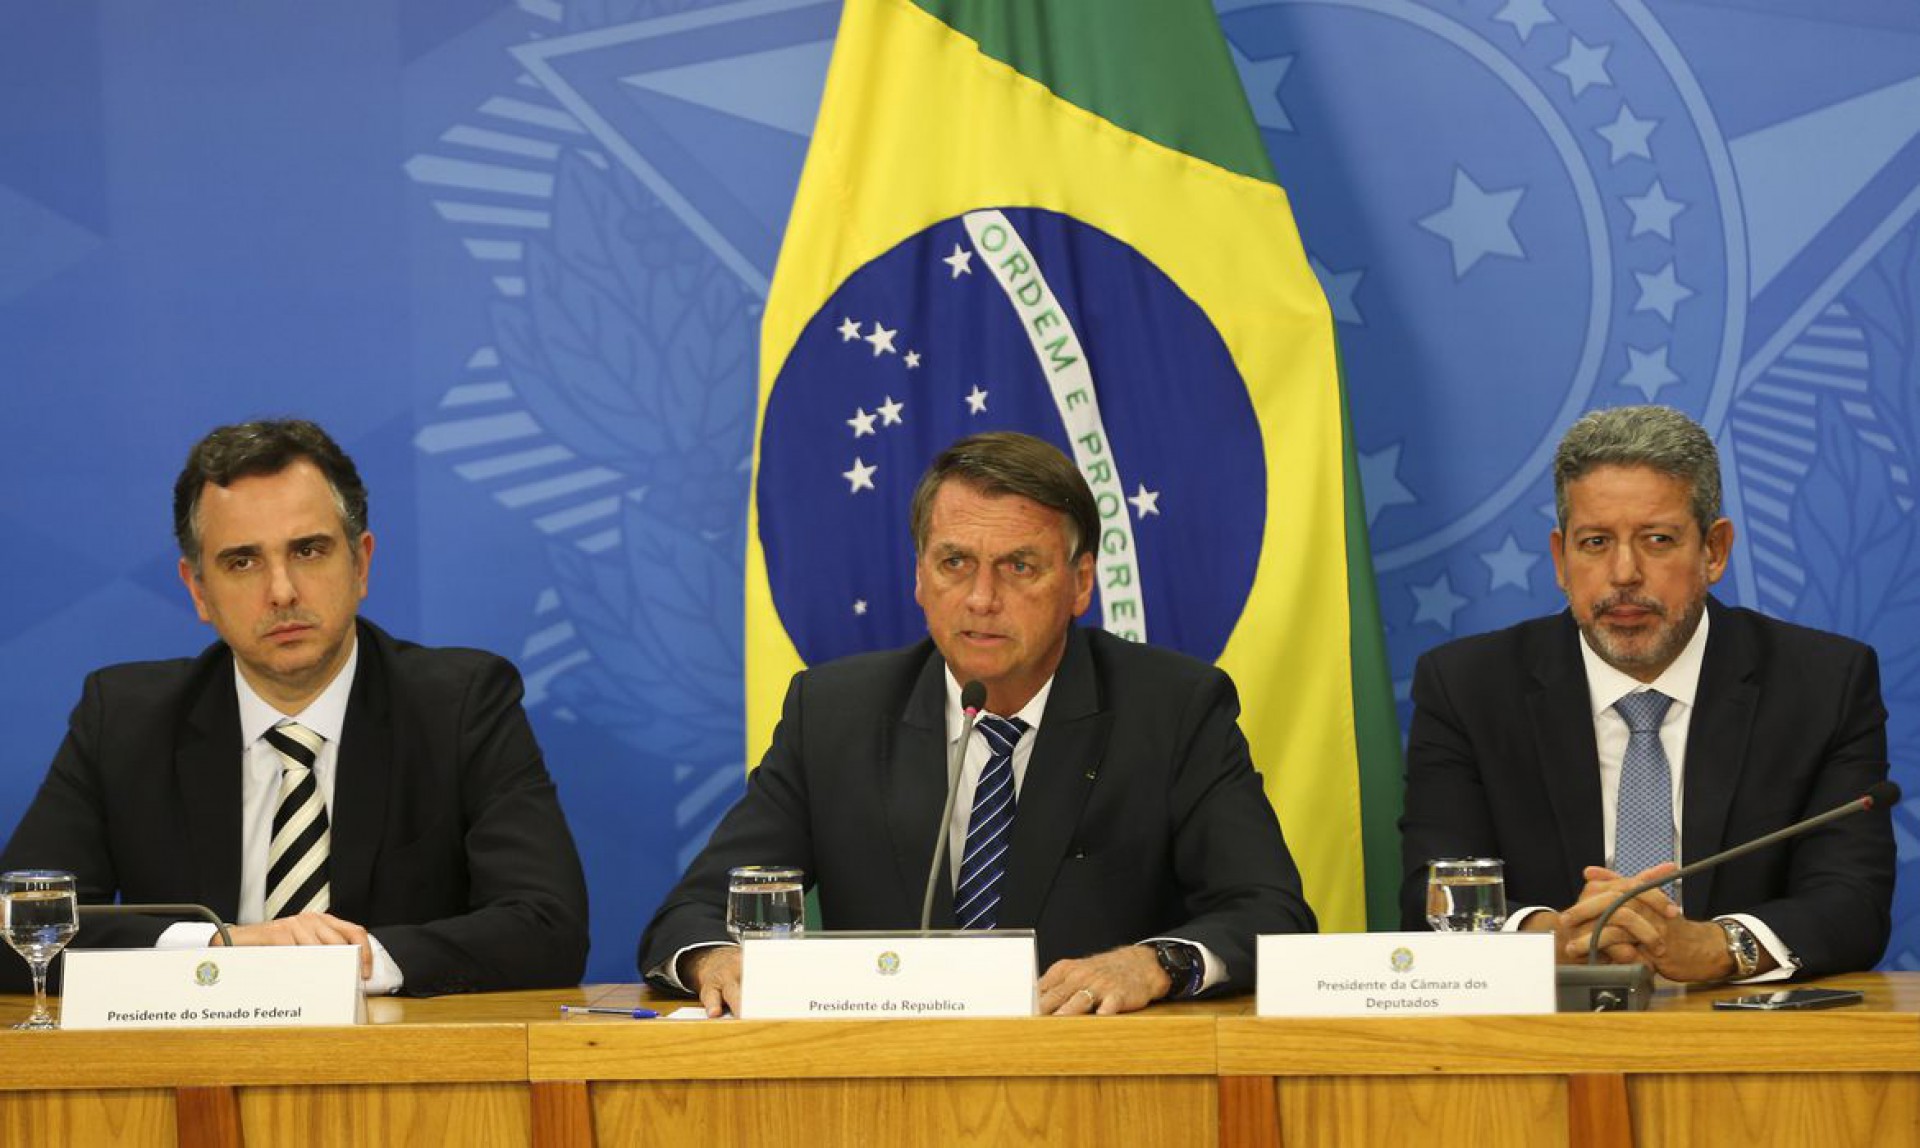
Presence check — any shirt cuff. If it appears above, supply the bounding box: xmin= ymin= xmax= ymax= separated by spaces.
xmin=363 ymin=934 xmax=404 ymax=996
xmin=1717 ymin=914 xmax=1799 ymax=984
xmin=157 ymin=921 xmax=218 ymax=949
xmin=156 ymin=922 xmax=405 ymax=995
xmin=1503 ymin=906 xmax=1552 ymax=932
xmin=1142 ymin=936 xmax=1225 ymax=995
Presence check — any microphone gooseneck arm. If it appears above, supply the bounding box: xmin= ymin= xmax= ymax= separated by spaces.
xmin=79 ymin=902 xmax=235 ymax=949
xmin=920 ymin=680 xmax=989 ymax=931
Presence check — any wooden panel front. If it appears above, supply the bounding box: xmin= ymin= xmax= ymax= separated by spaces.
xmin=233 ymin=1082 xmax=532 ymax=1147
xmin=0 ymin=1088 xmax=175 ymax=1146
xmin=1271 ymin=1075 xmax=1568 ymax=1148
xmin=1628 ymin=1073 xmax=1920 ymax=1147
xmin=585 ymin=1076 xmax=1213 ymax=1147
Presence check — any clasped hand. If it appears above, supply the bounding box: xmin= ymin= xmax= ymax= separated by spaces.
xmin=1543 ymin=864 xmax=1739 ymax=982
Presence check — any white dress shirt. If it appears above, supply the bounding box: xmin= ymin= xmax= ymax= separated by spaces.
xmin=156 ymin=640 xmax=405 ymax=994
xmin=1510 ymin=610 xmax=1797 ymax=981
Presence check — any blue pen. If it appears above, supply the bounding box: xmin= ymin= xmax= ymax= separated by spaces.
xmin=560 ymin=1005 xmax=661 ymax=1019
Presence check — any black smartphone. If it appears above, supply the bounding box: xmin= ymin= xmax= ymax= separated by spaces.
xmin=1711 ymin=988 xmax=1864 ymax=1011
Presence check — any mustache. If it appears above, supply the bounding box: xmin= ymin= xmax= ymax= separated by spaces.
xmin=1591 ymin=593 xmax=1667 ymax=618
xmin=257 ymin=611 xmax=320 ymax=635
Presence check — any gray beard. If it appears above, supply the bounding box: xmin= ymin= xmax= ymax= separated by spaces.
xmin=1577 ymin=594 xmax=1705 ymax=678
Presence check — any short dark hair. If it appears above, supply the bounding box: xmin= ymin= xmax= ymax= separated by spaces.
xmin=174 ymin=419 xmax=369 ymax=565
xmin=1553 ymin=405 xmax=1722 ymax=536
xmin=908 ymin=432 xmax=1099 ymax=560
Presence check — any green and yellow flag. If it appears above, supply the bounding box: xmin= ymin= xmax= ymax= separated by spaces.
xmin=746 ymin=0 xmax=1402 ymax=931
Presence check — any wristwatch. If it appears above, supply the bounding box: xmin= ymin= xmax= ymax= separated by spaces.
xmin=1147 ymin=940 xmax=1204 ymax=999
xmin=1716 ymin=918 xmax=1761 ymax=980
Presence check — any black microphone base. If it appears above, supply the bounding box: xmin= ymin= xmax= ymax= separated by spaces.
xmin=1556 ymin=964 xmax=1654 ymax=1012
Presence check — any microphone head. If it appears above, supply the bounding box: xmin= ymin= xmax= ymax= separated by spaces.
xmin=1866 ymin=780 xmax=1902 ymax=810
xmin=960 ymin=680 xmax=988 ymax=715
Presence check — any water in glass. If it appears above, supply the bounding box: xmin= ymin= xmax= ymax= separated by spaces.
xmin=1425 ymin=859 xmax=1508 ymax=932
xmin=2 ymin=889 xmax=78 ymax=964
xmin=727 ymin=867 xmax=805 ymax=939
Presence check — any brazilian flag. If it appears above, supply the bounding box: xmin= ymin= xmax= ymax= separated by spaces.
xmin=746 ymin=0 xmax=1402 ymax=931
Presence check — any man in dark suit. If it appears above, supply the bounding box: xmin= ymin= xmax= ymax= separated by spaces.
xmin=0 ymin=419 xmax=589 ymax=995
xmin=642 ymin=432 xmax=1314 ymax=1015
xmin=1400 ymin=405 xmax=1892 ymax=982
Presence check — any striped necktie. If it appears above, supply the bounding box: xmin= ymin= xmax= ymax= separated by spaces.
xmin=262 ymin=721 xmax=331 ymax=919
xmin=1613 ymin=690 xmax=1676 ymax=885
xmin=956 ymin=714 xmax=1029 ymax=930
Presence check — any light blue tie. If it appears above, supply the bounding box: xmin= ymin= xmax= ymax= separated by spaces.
xmin=956 ymin=715 xmax=1028 ymax=929
xmin=1613 ymin=690 xmax=1676 ymax=887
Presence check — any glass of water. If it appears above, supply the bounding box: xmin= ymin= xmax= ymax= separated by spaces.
xmin=1425 ymin=858 xmax=1508 ymax=932
xmin=2 ymin=870 xmax=79 ymax=1030
xmin=727 ymin=866 xmax=805 ymax=940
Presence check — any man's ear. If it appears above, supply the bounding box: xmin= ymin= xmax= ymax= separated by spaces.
xmin=179 ymin=557 xmax=212 ymax=623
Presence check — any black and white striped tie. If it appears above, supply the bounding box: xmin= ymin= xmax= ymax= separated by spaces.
xmin=262 ymin=721 xmax=331 ymax=919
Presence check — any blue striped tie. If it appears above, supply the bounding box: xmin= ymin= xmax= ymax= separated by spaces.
xmin=1613 ymin=690 xmax=1675 ymax=889
xmin=956 ymin=715 xmax=1028 ymax=929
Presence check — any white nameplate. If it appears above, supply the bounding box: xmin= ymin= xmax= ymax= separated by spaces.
xmin=60 ymin=946 xmax=364 ymax=1029
xmin=1257 ymin=932 xmax=1554 ymax=1017
xmin=740 ymin=930 xmax=1036 ymax=1019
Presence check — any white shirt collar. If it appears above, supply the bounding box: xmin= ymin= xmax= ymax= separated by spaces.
xmin=942 ymin=665 xmax=1054 ymax=737
xmin=1577 ymin=603 xmax=1710 ymax=716
xmin=234 ymin=633 xmax=361 ymax=747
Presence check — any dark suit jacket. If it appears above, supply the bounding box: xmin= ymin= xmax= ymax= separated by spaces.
xmin=640 ymin=627 xmax=1315 ymax=993
xmin=0 ymin=619 xmax=590 ymax=995
xmin=1399 ymin=599 xmax=1892 ymax=976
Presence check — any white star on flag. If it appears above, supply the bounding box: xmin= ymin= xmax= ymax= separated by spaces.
xmin=847 ymin=407 xmax=877 ymax=437
xmin=1128 ymin=484 xmax=1161 ymax=517
xmin=853 ymin=599 xmax=868 ymax=616
xmin=837 ymin=317 xmax=861 ymax=341
xmin=877 ymin=395 xmax=905 ymax=426
xmin=965 ymin=385 xmax=988 ymax=414
xmin=904 ymin=350 xmax=922 ymax=369
xmin=865 ymin=322 xmax=898 ymax=356
xmin=943 ymin=244 xmax=974 ymax=277
xmin=843 ymin=457 xmax=877 ymax=493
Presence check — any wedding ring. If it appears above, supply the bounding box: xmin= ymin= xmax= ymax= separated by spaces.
xmin=1076 ymin=988 xmax=1096 ymax=1006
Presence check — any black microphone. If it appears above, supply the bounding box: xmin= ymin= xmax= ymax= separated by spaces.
xmin=920 ymin=679 xmax=989 ymax=931
xmin=1586 ymin=780 xmax=1901 ymax=966
xmin=79 ymin=902 xmax=235 ymax=948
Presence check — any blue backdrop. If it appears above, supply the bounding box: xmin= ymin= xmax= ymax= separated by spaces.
xmin=2 ymin=0 xmax=1916 ymax=983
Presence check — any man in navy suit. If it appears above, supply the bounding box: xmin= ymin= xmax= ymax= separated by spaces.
xmin=642 ymin=432 xmax=1314 ymax=1015
xmin=1400 ymin=405 xmax=1892 ymax=982
xmin=0 ymin=419 xmax=589 ymax=995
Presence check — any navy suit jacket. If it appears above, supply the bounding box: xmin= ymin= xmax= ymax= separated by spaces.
xmin=640 ymin=627 xmax=1315 ymax=992
xmin=0 ymin=619 xmax=590 ymax=995
xmin=1399 ymin=599 xmax=1892 ymax=976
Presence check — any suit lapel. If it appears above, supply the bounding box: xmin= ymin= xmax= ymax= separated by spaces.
xmin=999 ymin=630 xmax=1110 ymax=930
xmin=885 ymin=648 xmax=953 ymax=924
xmin=1526 ymin=615 xmax=1608 ymax=893
xmin=328 ymin=622 xmax=392 ymax=919
xmin=1680 ymin=601 xmax=1757 ymax=913
xmin=176 ymin=655 xmax=244 ymax=921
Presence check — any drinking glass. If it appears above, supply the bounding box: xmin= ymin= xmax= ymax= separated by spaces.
xmin=2 ymin=870 xmax=79 ymax=1030
xmin=1425 ymin=858 xmax=1508 ymax=932
xmin=726 ymin=866 xmax=805 ymax=940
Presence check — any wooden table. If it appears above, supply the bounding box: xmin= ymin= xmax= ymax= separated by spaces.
xmin=1218 ymin=972 xmax=1920 ymax=1147
xmin=1 ymin=975 xmax=1915 ymax=1146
